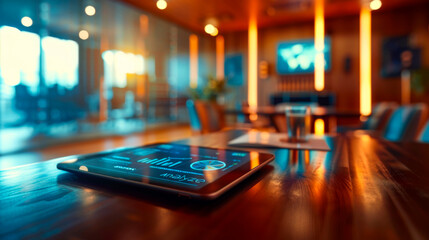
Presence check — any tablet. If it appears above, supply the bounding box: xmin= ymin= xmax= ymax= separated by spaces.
xmin=57 ymin=143 xmax=274 ymax=199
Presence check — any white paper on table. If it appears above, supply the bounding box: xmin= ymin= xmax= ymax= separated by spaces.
xmin=228 ymin=132 xmax=331 ymax=151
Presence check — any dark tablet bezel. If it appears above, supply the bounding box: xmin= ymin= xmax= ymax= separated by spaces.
xmin=56 ymin=143 xmax=274 ymax=199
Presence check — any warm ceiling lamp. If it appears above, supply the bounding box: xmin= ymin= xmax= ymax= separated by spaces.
xmin=85 ymin=5 xmax=96 ymax=16
xmin=79 ymin=30 xmax=89 ymax=40
xmin=204 ymin=24 xmax=215 ymax=34
xmin=204 ymin=24 xmax=218 ymax=36
xmin=210 ymin=27 xmax=218 ymax=37
xmin=21 ymin=16 xmax=33 ymax=27
xmin=369 ymin=0 xmax=382 ymax=10
xmin=156 ymin=0 xmax=167 ymax=10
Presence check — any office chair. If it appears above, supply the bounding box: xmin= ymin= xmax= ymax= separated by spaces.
xmin=418 ymin=121 xmax=429 ymax=143
xmin=186 ymin=99 xmax=225 ymax=133
xmin=361 ymin=102 xmax=397 ymax=131
xmin=383 ymin=104 xmax=427 ymax=141
xmin=186 ymin=100 xmax=202 ymax=132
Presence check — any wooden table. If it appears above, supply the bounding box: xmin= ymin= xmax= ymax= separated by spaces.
xmin=226 ymin=106 xmax=360 ymax=117
xmin=1 ymin=130 xmax=429 ymax=239
xmin=225 ymin=106 xmax=361 ymax=132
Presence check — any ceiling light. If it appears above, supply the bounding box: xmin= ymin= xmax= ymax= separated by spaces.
xmin=85 ymin=5 xmax=96 ymax=16
xmin=369 ymin=0 xmax=382 ymax=10
xmin=205 ymin=24 xmax=219 ymax=36
xmin=79 ymin=30 xmax=89 ymax=40
xmin=210 ymin=27 xmax=219 ymax=37
xmin=204 ymin=24 xmax=215 ymax=35
xmin=21 ymin=16 xmax=33 ymax=27
xmin=156 ymin=0 xmax=167 ymax=10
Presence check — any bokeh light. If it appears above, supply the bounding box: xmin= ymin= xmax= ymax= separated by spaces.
xmin=210 ymin=27 xmax=219 ymax=37
xmin=79 ymin=30 xmax=89 ymax=40
xmin=204 ymin=24 xmax=218 ymax=37
xmin=204 ymin=24 xmax=215 ymax=34
xmin=156 ymin=0 xmax=167 ymax=10
xmin=370 ymin=0 xmax=382 ymax=10
xmin=21 ymin=17 xmax=33 ymax=27
xmin=85 ymin=5 xmax=96 ymax=16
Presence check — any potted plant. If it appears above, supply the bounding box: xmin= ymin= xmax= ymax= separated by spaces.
xmin=189 ymin=76 xmax=227 ymax=103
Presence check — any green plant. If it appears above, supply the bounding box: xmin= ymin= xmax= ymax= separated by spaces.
xmin=189 ymin=76 xmax=227 ymax=101
xmin=411 ymin=69 xmax=429 ymax=95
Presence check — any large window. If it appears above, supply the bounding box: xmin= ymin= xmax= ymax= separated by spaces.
xmin=42 ymin=36 xmax=79 ymax=89
xmin=0 ymin=0 xmax=215 ymax=154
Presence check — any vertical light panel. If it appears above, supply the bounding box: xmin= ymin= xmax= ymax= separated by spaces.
xmin=248 ymin=16 xmax=258 ymax=108
xmin=189 ymin=34 xmax=198 ymax=88
xmin=360 ymin=7 xmax=372 ymax=116
xmin=137 ymin=14 xmax=149 ymax=100
xmin=139 ymin=15 xmax=149 ymax=35
xmin=314 ymin=118 xmax=325 ymax=136
xmin=99 ymin=29 xmax=109 ymax=122
xmin=401 ymin=70 xmax=411 ymax=104
xmin=250 ymin=151 xmax=260 ymax=169
xmin=314 ymin=0 xmax=325 ymax=91
xmin=216 ymin=35 xmax=224 ymax=79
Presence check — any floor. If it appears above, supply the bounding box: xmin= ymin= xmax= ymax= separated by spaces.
xmin=0 ymin=124 xmax=193 ymax=170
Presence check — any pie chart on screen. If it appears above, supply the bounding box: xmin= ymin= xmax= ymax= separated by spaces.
xmin=190 ymin=160 xmax=226 ymax=171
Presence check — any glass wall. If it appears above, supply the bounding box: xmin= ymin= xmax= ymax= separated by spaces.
xmin=0 ymin=0 xmax=215 ymax=154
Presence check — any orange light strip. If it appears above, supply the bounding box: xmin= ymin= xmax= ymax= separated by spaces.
xmin=99 ymin=34 xmax=109 ymax=122
xmin=360 ymin=7 xmax=372 ymax=116
xmin=401 ymin=70 xmax=411 ymax=104
xmin=139 ymin=15 xmax=149 ymax=35
xmin=314 ymin=118 xmax=325 ymax=136
xmin=137 ymin=14 xmax=148 ymax=99
xmin=216 ymin=35 xmax=224 ymax=79
xmin=314 ymin=0 xmax=325 ymax=91
xmin=99 ymin=77 xmax=107 ymax=121
xmin=250 ymin=152 xmax=260 ymax=169
xmin=248 ymin=16 xmax=258 ymax=108
xmin=189 ymin=34 xmax=198 ymax=88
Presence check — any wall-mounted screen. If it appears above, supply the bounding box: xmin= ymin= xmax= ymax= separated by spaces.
xmin=277 ymin=38 xmax=331 ymax=75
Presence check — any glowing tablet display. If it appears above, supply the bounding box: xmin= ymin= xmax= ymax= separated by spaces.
xmin=77 ymin=144 xmax=251 ymax=189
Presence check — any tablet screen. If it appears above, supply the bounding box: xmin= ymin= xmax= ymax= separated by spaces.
xmin=70 ymin=144 xmax=259 ymax=190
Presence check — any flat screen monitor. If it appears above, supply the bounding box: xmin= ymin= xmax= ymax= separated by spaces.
xmin=277 ymin=38 xmax=331 ymax=75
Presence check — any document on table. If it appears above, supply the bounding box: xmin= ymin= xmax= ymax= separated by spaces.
xmin=228 ymin=132 xmax=331 ymax=151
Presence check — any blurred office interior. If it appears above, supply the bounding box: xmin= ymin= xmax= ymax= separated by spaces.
xmin=0 ymin=0 xmax=428 ymax=154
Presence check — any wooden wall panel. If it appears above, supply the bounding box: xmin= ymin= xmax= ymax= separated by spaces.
xmin=224 ymin=5 xmax=429 ymax=111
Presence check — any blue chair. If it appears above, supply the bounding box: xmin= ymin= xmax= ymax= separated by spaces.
xmin=337 ymin=102 xmax=396 ymax=133
xmin=186 ymin=100 xmax=225 ymax=133
xmin=418 ymin=121 xmax=429 ymax=143
xmin=186 ymin=100 xmax=202 ymax=132
xmin=383 ymin=104 xmax=427 ymax=141
xmin=361 ymin=102 xmax=396 ymax=130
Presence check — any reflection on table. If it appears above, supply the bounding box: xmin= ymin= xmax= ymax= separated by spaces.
xmin=226 ymin=106 xmax=361 ymax=132
xmin=2 ymin=129 xmax=429 ymax=239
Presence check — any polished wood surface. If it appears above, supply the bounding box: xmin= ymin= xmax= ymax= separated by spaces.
xmin=1 ymin=130 xmax=429 ymax=239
